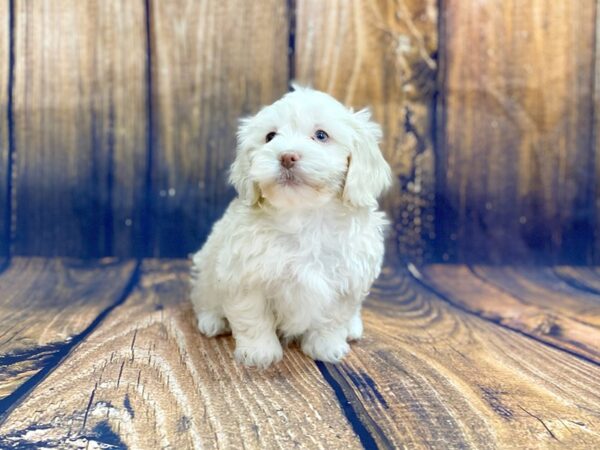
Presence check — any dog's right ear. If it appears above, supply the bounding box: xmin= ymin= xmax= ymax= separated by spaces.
xmin=229 ymin=117 xmax=260 ymax=206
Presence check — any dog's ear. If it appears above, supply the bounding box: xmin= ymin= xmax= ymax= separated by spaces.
xmin=343 ymin=108 xmax=392 ymax=208
xmin=229 ymin=117 xmax=260 ymax=206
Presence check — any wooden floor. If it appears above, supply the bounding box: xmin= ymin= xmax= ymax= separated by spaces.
xmin=0 ymin=258 xmax=598 ymax=449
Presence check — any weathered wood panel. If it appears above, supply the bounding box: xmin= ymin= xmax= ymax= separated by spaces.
xmin=0 ymin=0 xmax=10 ymax=257
xmin=295 ymin=0 xmax=438 ymax=263
xmin=148 ymin=0 xmax=289 ymax=257
xmin=474 ymin=266 xmax=600 ymax=327
xmin=1 ymin=261 xmax=599 ymax=448
xmin=325 ymin=268 xmax=600 ymax=448
xmin=554 ymin=266 xmax=600 ymax=293
xmin=595 ymin=1 xmax=600 ymax=264
xmin=437 ymin=0 xmax=597 ymax=263
xmin=12 ymin=0 xmax=148 ymax=257
xmin=0 ymin=258 xmax=136 ymax=403
xmin=420 ymin=265 xmax=600 ymax=364
xmin=0 ymin=260 xmax=363 ymax=449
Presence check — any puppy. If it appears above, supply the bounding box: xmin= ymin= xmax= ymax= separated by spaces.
xmin=190 ymin=86 xmax=392 ymax=368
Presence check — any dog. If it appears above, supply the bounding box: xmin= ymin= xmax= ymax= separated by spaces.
xmin=190 ymin=86 xmax=392 ymax=368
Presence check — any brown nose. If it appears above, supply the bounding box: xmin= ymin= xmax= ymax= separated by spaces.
xmin=280 ymin=152 xmax=300 ymax=169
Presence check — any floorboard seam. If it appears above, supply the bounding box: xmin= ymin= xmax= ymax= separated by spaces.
xmin=142 ymin=0 xmax=154 ymax=257
xmin=286 ymin=0 xmax=296 ymax=84
xmin=551 ymin=268 xmax=600 ymax=296
xmin=4 ymin=0 xmax=15 ymax=258
xmin=408 ymin=265 xmax=600 ymax=368
xmin=315 ymin=361 xmax=385 ymax=450
xmin=0 ymin=260 xmax=143 ymax=424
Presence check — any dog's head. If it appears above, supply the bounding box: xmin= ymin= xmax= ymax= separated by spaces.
xmin=230 ymin=86 xmax=392 ymax=209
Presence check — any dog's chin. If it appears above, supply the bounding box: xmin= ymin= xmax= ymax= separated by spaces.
xmin=276 ymin=169 xmax=304 ymax=188
xmin=259 ymin=173 xmax=335 ymax=210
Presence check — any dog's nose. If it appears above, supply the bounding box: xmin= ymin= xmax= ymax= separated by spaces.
xmin=280 ymin=152 xmax=300 ymax=169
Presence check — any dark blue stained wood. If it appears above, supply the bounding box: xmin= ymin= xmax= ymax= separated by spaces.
xmin=147 ymin=0 xmax=289 ymax=257
xmin=0 ymin=258 xmax=137 ymax=409
xmin=595 ymin=23 xmax=600 ymax=264
xmin=437 ymin=0 xmax=597 ymax=264
xmin=12 ymin=0 xmax=148 ymax=257
xmin=0 ymin=0 xmax=10 ymax=257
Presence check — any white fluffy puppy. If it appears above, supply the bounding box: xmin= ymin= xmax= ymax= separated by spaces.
xmin=190 ymin=86 xmax=392 ymax=368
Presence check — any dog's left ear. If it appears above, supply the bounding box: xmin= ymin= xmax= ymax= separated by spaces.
xmin=343 ymin=109 xmax=392 ymax=208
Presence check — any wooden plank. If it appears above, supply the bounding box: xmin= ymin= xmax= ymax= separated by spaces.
xmin=1 ymin=262 xmax=599 ymax=448
xmin=473 ymin=266 xmax=600 ymax=328
xmin=0 ymin=260 xmax=363 ymax=449
xmin=12 ymin=0 xmax=148 ymax=257
xmin=420 ymin=265 xmax=600 ymax=364
xmin=437 ymin=0 xmax=596 ymax=263
xmin=0 ymin=258 xmax=136 ymax=402
xmin=295 ymin=0 xmax=438 ymax=263
xmin=554 ymin=266 xmax=600 ymax=293
xmin=148 ymin=0 xmax=289 ymax=257
xmin=326 ymin=267 xmax=600 ymax=448
xmin=0 ymin=0 xmax=10 ymax=257
xmin=595 ymin=0 xmax=600 ymax=264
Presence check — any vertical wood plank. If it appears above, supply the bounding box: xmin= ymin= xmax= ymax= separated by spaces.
xmin=438 ymin=0 xmax=597 ymax=263
xmin=295 ymin=0 xmax=438 ymax=263
xmin=148 ymin=0 xmax=289 ymax=257
xmin=595 ymin=0 xmax=600 ymax=264
xmin=12 ymin=0 xmax=148 ymax=257
xmin=0 ymin=0 xmax=10 ymax=257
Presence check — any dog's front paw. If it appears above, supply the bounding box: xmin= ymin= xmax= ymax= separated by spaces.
xmin=347 ymin=313 xmax=363 ymax=341
xmin=302 ymin=331 xmax=350 ymax=363
xmin=197 ymin=311 xmax=230 ymax=337
xmin=234 ymin=336 xmax=283 ymax=368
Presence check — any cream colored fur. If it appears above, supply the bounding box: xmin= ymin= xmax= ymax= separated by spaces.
xmin=190 ymin=86 xmax=392 ymax=367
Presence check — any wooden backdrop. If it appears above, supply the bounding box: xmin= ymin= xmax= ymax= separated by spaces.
xmin=0 ymin=0 xmax=597 ymax=264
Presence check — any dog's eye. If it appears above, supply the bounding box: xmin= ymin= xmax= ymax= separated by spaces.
xmin=314 ymin=130 xmax=329 ymax=142
xmin=265 ymin=132 xmax=277 ymax=143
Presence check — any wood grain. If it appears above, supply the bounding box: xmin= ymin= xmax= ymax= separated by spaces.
xmin=1 ymin=260 xmax=599 ymax=448
xmin=0 ymin=0 xmax=10 ymax=257
xmin=0 ymin=258 xmax=136 ymax=401
xmin=12 ymin=0 xmax=148 ymax=257
xmin=295 ymin=0 xmax=438 ymax=263
xmin=595 ymin=0 xmax=600 ymax=264
xmin=318 ymin=266 xmax=600 ymax=449
xmin=437 ymin=0 xmax=597 ymax=263
xmin=554 ymin=266 xmax=600 ymax=293
xmin=473 ymin=266 xmax=600 ymax=328
xmin=420 ymin=265 xmax=600 ymax=364
xmin=0 ymin=260 xmax=363 ymax=449
xmin=148 ymin=0 xmax=289 ymax=257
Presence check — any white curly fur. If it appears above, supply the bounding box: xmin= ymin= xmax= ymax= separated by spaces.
xmin=190 ymin=86 xmax=392 ymax=368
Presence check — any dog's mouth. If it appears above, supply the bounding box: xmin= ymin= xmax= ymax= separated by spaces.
xmin=277 ymin=168 xmax=303 ymax=186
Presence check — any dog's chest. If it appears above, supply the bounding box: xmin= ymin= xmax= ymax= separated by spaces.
xmin=256 ymin=212 xmax=380 ymax=287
